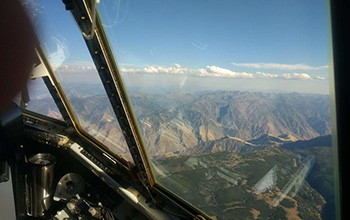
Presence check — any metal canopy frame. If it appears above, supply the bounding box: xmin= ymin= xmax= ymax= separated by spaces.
xmin=24 ymin=1 xmax=208 ymax=218
xmin=62 ymin=0 xmax=154 ymax=187
xmin=31 ymin=46 xmax=73 ymax=128
xmin=60 ymin=1 xmax=210 ymax=218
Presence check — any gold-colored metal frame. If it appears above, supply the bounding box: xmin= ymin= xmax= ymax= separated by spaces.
xmin=34 ymin=41 xmax=130 ymax=171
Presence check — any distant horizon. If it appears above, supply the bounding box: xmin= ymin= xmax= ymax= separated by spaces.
xmin=27 ymin=0 xmax=332 ymax=96
xmin=50 ymin=62 xmax=331 ymax=95
xmin=28 ymin=78 xmax=330 ymax=103
xmin=125 ymin=82 xmax=331 ymax=96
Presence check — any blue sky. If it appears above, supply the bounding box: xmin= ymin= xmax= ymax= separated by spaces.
xmin=99 ymin=0 xmax=329 ymax=68
xmin=29 ymin=0 xmax=331 ymax=94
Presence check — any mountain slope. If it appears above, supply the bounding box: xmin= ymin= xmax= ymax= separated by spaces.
xmin=280 ymin=136 xmax=335 ymax=220
xmin=132 ymin=91 xmax=331 ymax=157
xmin=33 ymin=89 xmax=331 ymax=158
xmin=281 ymin=135 xmax=332 ymax=151
xmin=155 ymin=148 xmax=326 ymax=220
xmin=185 ymin=136 xmax=267 ymax=155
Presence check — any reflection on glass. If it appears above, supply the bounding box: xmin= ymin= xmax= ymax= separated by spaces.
xmin=99 ymin=0 xmax=336 ymax=219
xmin=26 ymin=77 xmax=63 ymax=121
xmin=31 ymin=0 xmax=133 ymax=162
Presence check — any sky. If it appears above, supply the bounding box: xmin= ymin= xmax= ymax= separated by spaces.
xmin=27 ymin=0 xmax=331 ymax=94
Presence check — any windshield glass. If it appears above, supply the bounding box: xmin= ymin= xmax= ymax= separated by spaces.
xmin=26 ymin=77 xmax=63 ymax=121
xmin=99 ymin=0 xmax=337 ymax=219
xmin=25 ymin=0 xmax=134 ymax=163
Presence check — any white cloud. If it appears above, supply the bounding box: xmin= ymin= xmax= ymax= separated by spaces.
xmin=174 ymin=63 xmax=182 ymax=68
xmin=55 ymin=63 xmax=320 ymax=81
xmin=203 ymin=66 xmax=254 ymax=78
xmin=281 ymin=73 xmax=312 ymax=80
xmin=315 ymin=76 xmax=326 ymax=80
xmin=120 ymin=64 xmax=314 ymax=80
xmin=231 ymin=62 xmax=328 ymax=71
xmin=142 ymin=65 xmax=194 ymax=75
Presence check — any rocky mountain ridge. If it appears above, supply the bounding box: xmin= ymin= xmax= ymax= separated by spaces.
xmin=28 ymin=89 xmax=331 ymax=158
xmin=132 ymin=91 xmax=331 ymax=157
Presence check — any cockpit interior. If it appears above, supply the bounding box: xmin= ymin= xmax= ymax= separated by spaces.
xmin=1 ymin=0 xmax=349 ymax=220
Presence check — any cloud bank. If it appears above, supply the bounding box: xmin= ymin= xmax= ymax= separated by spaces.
xmin=56 ymin=63 xmax=325 ymax=81
xmin=121 ymin=64 xmax=318 ymax=80
xmin=231 ymin=62 xmax=328 ymax=71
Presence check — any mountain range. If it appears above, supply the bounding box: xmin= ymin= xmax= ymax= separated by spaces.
xmin=27 ymin=88 xmax=335 ymax=219
xmin=130 ymin=91 xmax=331 ymax=157
xmin=27 ymin=90 xmax=331 ymax=158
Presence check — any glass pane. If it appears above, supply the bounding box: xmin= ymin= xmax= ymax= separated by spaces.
xmin=26 ymin=77 xmax=63 ymax=121
xmin=99 ymin=0 xmax=336 ymax=219
xmin=29 ymin=0 xmax=133 ymax=163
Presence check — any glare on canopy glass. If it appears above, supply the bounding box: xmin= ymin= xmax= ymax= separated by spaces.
xmin=98 ymin=0 xmax=337 ymax=219
xmin=28 ymin=0 xmax=134 ymax=163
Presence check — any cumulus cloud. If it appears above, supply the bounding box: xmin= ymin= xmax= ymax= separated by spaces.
xmin=55 ymin=62 xmax=323 ymax=81
xmin=120 ymin=64 xmax=316 ymax=80
xmin=174 ymin=63 xmax=182 ymax=68
xmin=315 ymin=76 xmax=326 ymax=80
xmin=200 ymin=66 xmax=254 ymax=78
xmin=126 ymin=64 xmax=198 ymax=75
xmin=231 ymin=62 xmax=328 ymax=71
xmin=281 ymin=73 xmax=312 ymax=80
